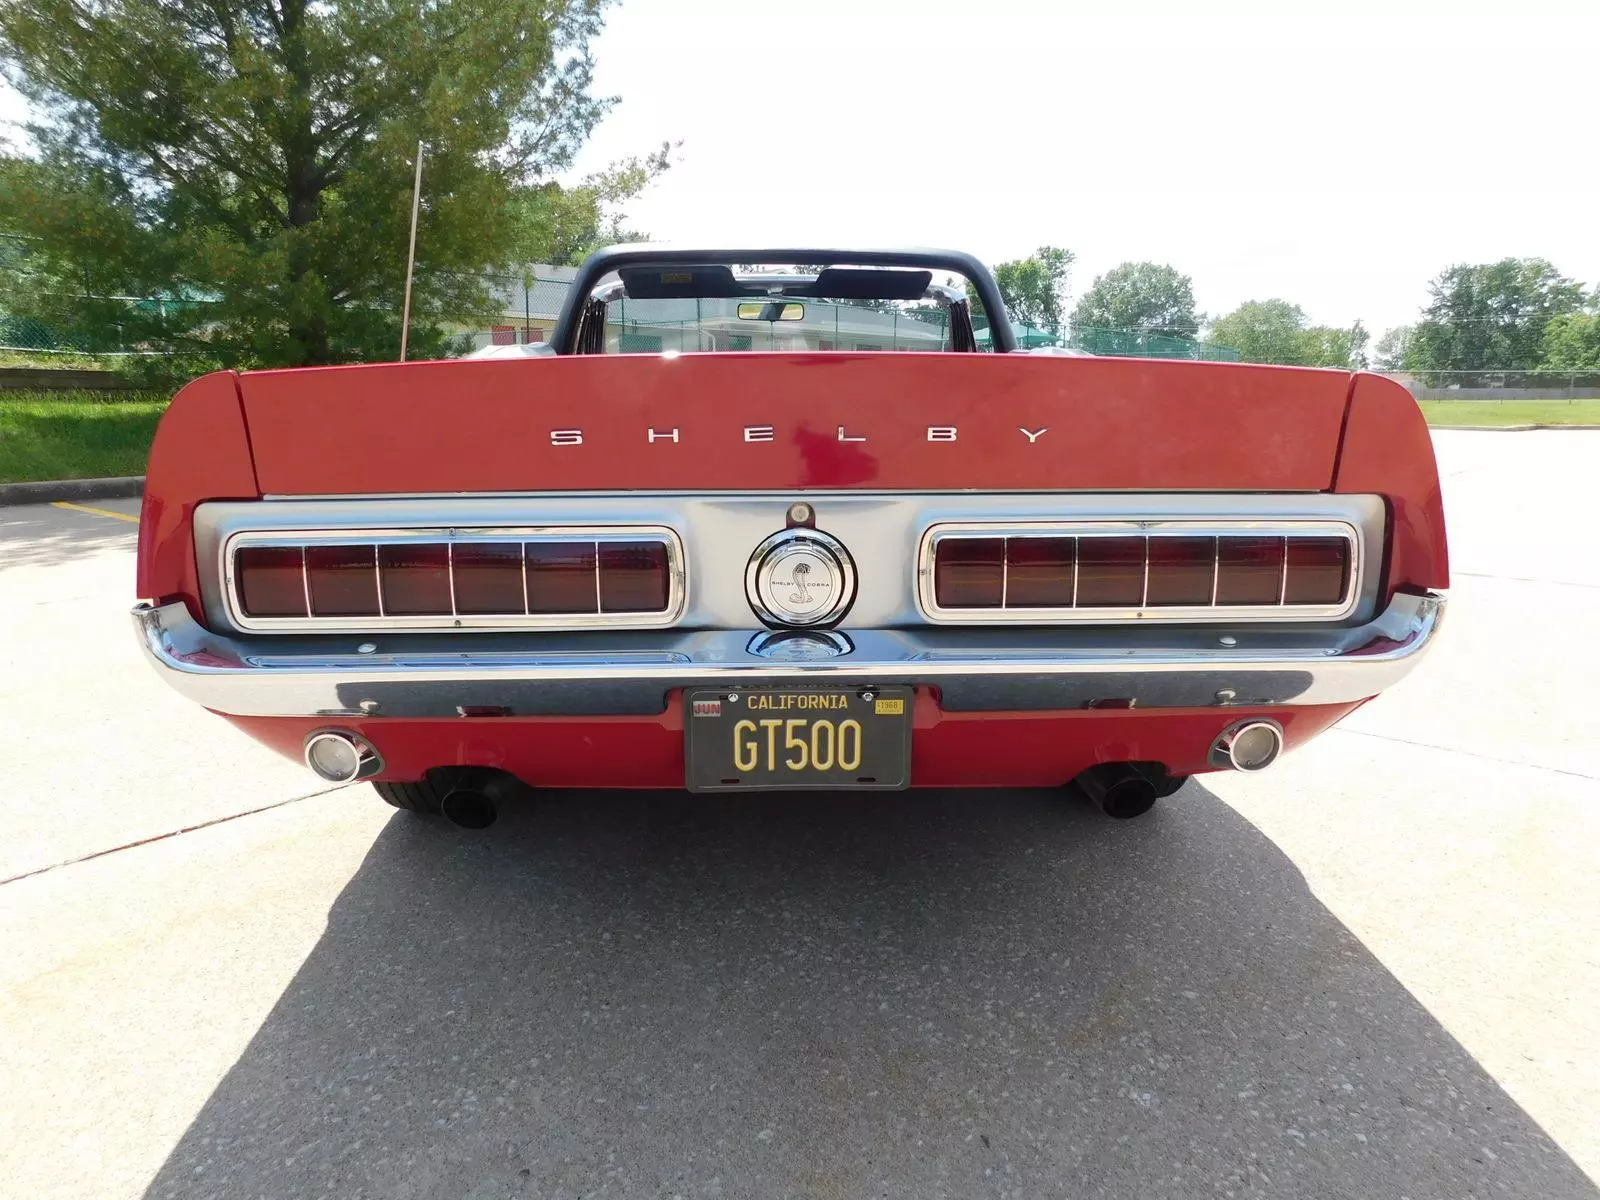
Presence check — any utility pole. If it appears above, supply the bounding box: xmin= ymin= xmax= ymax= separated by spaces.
xmin=399 ymin=140 xmax=425 ymax=361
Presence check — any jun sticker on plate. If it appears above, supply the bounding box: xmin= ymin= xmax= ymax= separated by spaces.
xmin=692 ymin=698 xmax=722 ymax=718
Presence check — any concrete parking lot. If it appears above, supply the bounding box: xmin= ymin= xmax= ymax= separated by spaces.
xmin=2 ymin=432 xmax=1597 ymax=1199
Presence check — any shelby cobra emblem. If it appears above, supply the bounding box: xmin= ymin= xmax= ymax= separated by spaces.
xmin=745 ymin=527 xmax=857 ymax=629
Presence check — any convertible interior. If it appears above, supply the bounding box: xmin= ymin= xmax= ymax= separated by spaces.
xmin=565 ymin=254 xmax=989 ymax=355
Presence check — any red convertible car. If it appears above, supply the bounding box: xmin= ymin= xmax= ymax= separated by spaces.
xmin=132 ymin=247 xmax=1447 ymax=827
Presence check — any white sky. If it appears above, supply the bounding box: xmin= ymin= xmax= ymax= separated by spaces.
xmin=4 ymin=1 xmax=1593 ymax=338
xmin=566 ymin=0 xmax=1599 ymax=336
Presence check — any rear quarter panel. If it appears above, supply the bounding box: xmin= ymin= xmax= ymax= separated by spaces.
xmin=1332 ymin=373 xmax=1450 ymax=597
xmin=136 ymin=372 xmax=258 ymax=617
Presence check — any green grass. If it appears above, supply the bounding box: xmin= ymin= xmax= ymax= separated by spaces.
xmin=1418 ymin=399 xmax=1600 ymax=427
xmin=0 ymin=349 xmax=134 ymax=370
xmin=0 ymin=391 xmax=169 ymax=483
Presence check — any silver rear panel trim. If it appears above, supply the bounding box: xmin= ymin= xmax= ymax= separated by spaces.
xmin=194 ymin=492 xmax=1387 ymax=634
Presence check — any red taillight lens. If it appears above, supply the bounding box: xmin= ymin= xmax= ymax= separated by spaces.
xmin=452 ymin=543 xmax=525 ymax=614
xmin=934 ymin=538 xmax=1005 ymax=607
xmin=1145 ymin=536 xmax=1215 ymax=606
xmin=1075 ymin=537 xmax=1145 ymax=607
xmin=1284 ymin=536 xmax=1350 ymax=604
xmin=526 ymin=541 xmax=599 ymax=613
xmin=599 ymin=541 xmax=670 ymax=612
xmin=377 ymin=543 xmax=451 ymax=615
xmin=236 ymin=546 xmax=307 ymax=617
xmin=1005 ymin=537 xmax=1075 ymax=607
xmin=305 ymin=545 xmax=379 ymax=616
xmin=927 ymin=527 xmax=1351 ymax=615
xmin=1215 ymin=537 xmax=1284 ymax=605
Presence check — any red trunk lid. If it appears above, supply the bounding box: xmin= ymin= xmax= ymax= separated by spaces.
xmin=238 ymin=354 xmax=1353 ymax=495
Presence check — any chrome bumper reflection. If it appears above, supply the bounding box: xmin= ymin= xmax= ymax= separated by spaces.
xmin=132 ymin=592 xmax=1444 ymax=719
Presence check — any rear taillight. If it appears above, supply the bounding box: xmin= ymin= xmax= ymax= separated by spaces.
xmin=925 ymin=525 xmax=1356 ymax=620
xmin=931 ymin=537 xmax=1004 ymax=608
xmin=599 ymin=541 xmax=671 ymax=612
xmin=235 ymin=545 xmax=307 ymax=618
xmin=305 ymin=545 xmax=380 ymax=616
xmin=229 ymin=529 xmax=681 ymax=629
xmin=525 ymin=542 xmax=597 ymax=614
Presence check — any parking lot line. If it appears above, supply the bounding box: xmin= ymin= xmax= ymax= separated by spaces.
xmin=51 ymin=500 xmax=139 ymax=523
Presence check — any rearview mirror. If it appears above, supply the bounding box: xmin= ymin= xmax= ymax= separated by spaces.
xmin=737 ymin=301 xmax=805 ymax=322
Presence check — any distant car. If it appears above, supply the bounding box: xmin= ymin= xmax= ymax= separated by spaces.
xmin=132 ymin=246 xmax=1447 ymax=826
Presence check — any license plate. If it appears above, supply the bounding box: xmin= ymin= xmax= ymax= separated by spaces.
xmin=685 ymin=686 xmax=912 ymax=791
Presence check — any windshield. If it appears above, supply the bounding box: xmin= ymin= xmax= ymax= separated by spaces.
xmin=597 ymin=266 xmax=990 ymax=353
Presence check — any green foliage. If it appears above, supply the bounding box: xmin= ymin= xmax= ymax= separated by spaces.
xmin=1206 ymin=300 xmax=1306 ymax=364
xmin=1409 ymin=258 xmax=1585 ymax=374
xmin=1374 ymin=325 xmax=1416 ymax=371
xmin=1305 ymin=319 xmax=1369 ymax=371
xmin=0 ymin=0 xmax=664 ymax=368
xmin=1070 ymin=262 xmax=1197 ymax=338
xmin=1204 ymin=301 xmax=1367 ymax=368
xmin=992 ymin=246 xmax=1074 ymax=328
xmin=1540 ymin=306 xmax=1600 ymax=370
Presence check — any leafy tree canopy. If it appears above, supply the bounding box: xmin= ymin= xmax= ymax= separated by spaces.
xmin=1069 ymin=261 xmax=1197 ymax=337
xmin=1541 ymin=304 xmax=1600 ymax=370
xmin=0 ymin=0 xmax=667 ymax=368
xmin=1205 ymin=299 xmax=1368 ymax=369
xmin=991 ymin=245 xmax=1073 ymax=328
xmin=1408 ymin=258 xmax=1585 ymax=375
xmin=1374 ymin=325 xmax=1416 ymax=372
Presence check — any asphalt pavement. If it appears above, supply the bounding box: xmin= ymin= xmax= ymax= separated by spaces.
xmin=1 ymin=434 xmax=1596 ymax=1199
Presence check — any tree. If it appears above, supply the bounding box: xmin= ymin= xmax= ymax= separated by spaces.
xmin=1303 ymin=319 xmax=1369 ymax=371
xmin=1205 ymin=300 xmax=1367 ymax=368
xmin=1409 ymin=258 xmax=1585 ymax=376
xmin=0 ymin=0 xmax=663 ymax=367
xmin=1069 ymin=262 xmax=1197 ymax=337
xmin=991 ymin=245 xmax=1073 ymax=328
xmin=1374 ymin=325 xmax=1416 ymax=372
xmin=1541 ymin=307 xmax=1600 ymax=370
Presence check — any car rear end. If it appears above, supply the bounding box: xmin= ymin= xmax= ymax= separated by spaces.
xmin=132 ymin=345 xmax=1447 ymax=820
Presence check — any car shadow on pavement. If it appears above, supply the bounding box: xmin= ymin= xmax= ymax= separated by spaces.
xmin=144 ymin=782 xmax=1598 ymax=1200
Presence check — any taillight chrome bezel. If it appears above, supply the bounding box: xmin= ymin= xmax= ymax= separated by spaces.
xmin=916 ymin=519 xmax=1362 ymax=624
xmin=222 ymin=525 xmax=686 ymax=632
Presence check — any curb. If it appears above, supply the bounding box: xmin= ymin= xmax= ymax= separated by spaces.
xmin=0 ymin=475 xmax=145 ymax=507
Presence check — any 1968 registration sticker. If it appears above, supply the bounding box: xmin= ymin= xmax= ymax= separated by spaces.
xmin=684 ymin=687 xmax=912 ymax=791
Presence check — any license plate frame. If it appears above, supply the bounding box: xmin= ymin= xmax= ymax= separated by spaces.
xmin=684 ymin=686 xmax=913 ymax=792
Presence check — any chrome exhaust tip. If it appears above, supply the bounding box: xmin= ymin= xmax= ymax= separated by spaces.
xmin=1209 ymin=720 xmax=1284 ymax=772
xmin=304 ymin=730 xmax=383 ymax=784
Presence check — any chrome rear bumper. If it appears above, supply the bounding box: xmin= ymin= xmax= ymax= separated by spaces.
xmin=132 ymin=592 xmax=1444 ymax=719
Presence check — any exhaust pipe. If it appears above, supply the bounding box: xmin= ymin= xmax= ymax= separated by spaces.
xmin=1209 ymin=720 xmax=1284 ymax=772
xmin=304 ymin=730 xmax=383 ymax=783
xmin=437 ymin=768 xmax=520 ymax=829
xmin=1074 ymin=763 xmax=1159 ymax=820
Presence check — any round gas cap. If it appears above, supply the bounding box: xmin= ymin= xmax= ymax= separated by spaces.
xmin=745 ymin=527 xmax=856 ymax=628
